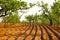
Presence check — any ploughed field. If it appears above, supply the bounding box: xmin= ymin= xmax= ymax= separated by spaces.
xmin=0 ymin=23 xmax=60 ymax=40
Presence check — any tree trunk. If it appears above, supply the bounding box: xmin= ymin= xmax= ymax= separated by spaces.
xmin=29 ymin=20 xmax=31 ymax=23
xmin=49 ymin=19 xmax=53 ymax=25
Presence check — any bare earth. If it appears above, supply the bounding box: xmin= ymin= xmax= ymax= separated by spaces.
xmin=0 ymin=23 xmax=60 ymax=40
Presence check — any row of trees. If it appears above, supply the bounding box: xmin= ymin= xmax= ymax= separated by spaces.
xmin=25 ymin=14 xmax=50 ymax=24
xmin=24 ymin=0 xmax=60 ymax=25
xmin=0 ymin=0 xmax=60 ymax=25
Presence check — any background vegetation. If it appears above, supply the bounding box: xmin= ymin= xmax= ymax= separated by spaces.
xmin=0 ymin=0 xmax=60 ymax=25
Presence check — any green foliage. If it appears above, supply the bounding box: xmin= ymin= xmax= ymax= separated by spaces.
xmin=25 ymin=14 xmax=40 ymax=23
xmin=51 ymin=0 xmax=60 ymax=24
xmin=33 ymin=14 xmax=40 ymax=23
xmin=25 ymin=0 xmax=60 ymax=25
xmin=25 ymin=15 xmax=33 ymax=22
xmin=0 ymin=0 xmax=27 ymax=10
xmin=21 ymin=20 xmax=27 ymax=23
xmin=39 ymin=14 xmax=50 ymax=24
xmin=2 ymin=12 xmax=20 ymax=23
xmin=1 ymin=0 xmax=60 ymax=25
xmin=29 ymin=3 xmax=35 ymax=7
xmin=0 ymin=0 xmax=27 ymax=17
xmin=38 ymin=0 xmax=60 ymax=25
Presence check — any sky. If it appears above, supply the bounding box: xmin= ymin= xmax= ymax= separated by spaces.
xmin=0 ymin=0 xmax=55 ymax=22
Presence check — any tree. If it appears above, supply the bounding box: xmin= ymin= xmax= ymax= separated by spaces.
xmin=25 ymin=14 xmax=40 ymax=23
xmin=2 ymin=11 xmax=20 ymax=23
xmin=32 ymin=13 xmax=40 ymax=23
xmin=0 ymin=0 xmax=28 ymax=17
xmin=33 ymin=14 xmax=38 ymax=23
xmin=38 ymin=0 xmax=60 ymax=25
xmin=38 ymin=12 xmax=50 ymax=24
xmin=51 ymin=0 xmax=60 ymax=24
xmin=25 ymin=15 xmax=34 ymax=23
xmin=2 ymin=11 xmax=20 ymax=28
xmin=39 ymin=2 xmax=53 ymax=25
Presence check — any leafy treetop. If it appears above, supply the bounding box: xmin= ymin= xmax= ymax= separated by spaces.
xmin=0 ymin=0 xmax=27 ymax=17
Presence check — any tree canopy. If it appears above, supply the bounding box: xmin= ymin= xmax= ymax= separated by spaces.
xmin=0 ymin=0 xmax=27 ymax=17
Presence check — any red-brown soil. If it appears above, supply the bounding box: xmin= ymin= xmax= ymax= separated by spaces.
xmin=0 ymin=23 xmax=60 ymax=40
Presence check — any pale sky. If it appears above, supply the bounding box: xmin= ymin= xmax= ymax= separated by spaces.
xmin=0 ymin=0 xmax=55 ymax=22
